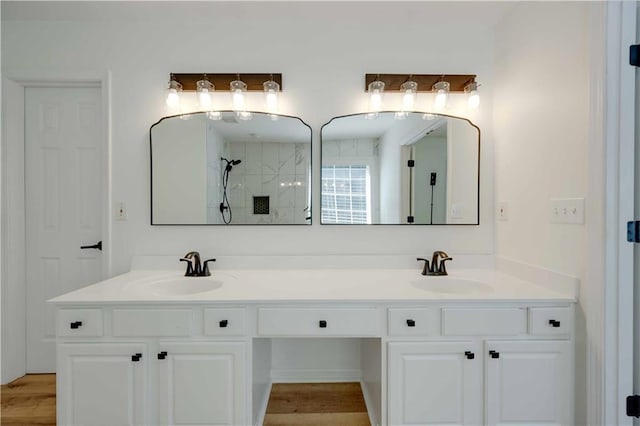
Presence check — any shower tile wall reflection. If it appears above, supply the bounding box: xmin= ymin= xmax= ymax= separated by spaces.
xmin=151 ymin=112 xmax=311 ymax=225
xmin=222 ymin=142 xmax=310 ymax=224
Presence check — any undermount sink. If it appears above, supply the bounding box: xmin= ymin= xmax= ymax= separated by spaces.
xmin=127 ymin=273 xmax=235 ymax=296
xmin=411 ymin=278 xmax=493 ymax=294
xmin=150 ymin=278 xmax=223 ymax=295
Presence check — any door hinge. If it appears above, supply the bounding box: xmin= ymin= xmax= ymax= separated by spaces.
xmin=627 ymin=221 xmax=640 ymax=242
xmin=630 ymin=45 xmax=640 ymax=67
xmin=407 ymin=160 xmax=415 ymax=168
xmin=627 ymin=395 xmax=640 ymax=417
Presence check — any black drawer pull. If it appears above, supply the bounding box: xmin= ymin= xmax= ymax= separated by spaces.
xmin=219 ymin=320 xmax=228 ymax=328
xmin=131 ymin=353 xmax=142 ymax=362
xmin=489 ymin=350 xmax=500 ymax=359
xmin=319 ymin=320 xmax=327 ymax=328
xmin=70 ymin=321 xmax=83 ymax=329
xmin=406 ymin=319 xmax=416 ymax=327
xmin=465 ymin=351 xmax=475 ymax=360
xmin=548 ymin=319 xmax=561 ymax=328
xmin=157 ymin=351 xmax=167 ymax=360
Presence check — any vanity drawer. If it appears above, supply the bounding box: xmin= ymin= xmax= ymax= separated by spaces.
xmin=529 ymin=307 xmax=572 ymax=336
xmin=442 ymin=308 xmax=527 ymax=336
xmin=112 ymin=309 xmax=193 ymax=337
xmin=204 ymin=308 xmax=246 ymax=336
xmin=57 ymin=309 xmax=103 ymax=337
xmin=258 ymin=308 xmax=380 ymax=336
xmin=388 ymin=308 xmax=439 ymax=336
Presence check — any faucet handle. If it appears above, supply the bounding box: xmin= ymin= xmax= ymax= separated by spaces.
xmin=416 ymin=257 xmax=430 ymax=276
xmin=180 ymin=258 xmax=195 ymax=276
xmin=438 ymin=256 xmax=453 ymax=275
xmin=202 ymin=259 xmax=216 ymax=277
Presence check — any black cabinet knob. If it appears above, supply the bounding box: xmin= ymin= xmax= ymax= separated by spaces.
xmin=489 ymin=350 xmax=500 ymax=359
xmin=70 ymin=321 xmax=83 ymax=329
xmin=319 ymin=320 xmax=327 ymax=328
xmin=131 ymin=353 xmax=142 ymax=362
xmin=157 ymin=351 xmax=167 ymax=360
xmin=219 ymin=320 xmax=228 ymax=328
xmin=406 ymin=319 xmax=416 ymax=327
xmin=549 ymin=319 xmax=561 ymax=328
xmin=464 ymin=351 xmax=475 ymax=360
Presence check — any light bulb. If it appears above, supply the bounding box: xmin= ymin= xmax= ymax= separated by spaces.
xmin=196 ymin=77 xmax=214 ymax=109
xmin=165 ymin=78 xmax=182 ymax=109
xmin=263 ymin=79 xmax=280 ymax=114
xmin=237 ymin=111 xmax=252 ymax=121
xmin=368 ymin=80 xmax=385 ymax=112
xmin=230 ymin=79 xmax=247 ymax=112
xmin=206 ymin=111 xmax=221 ymax=120
xmin=400 ymin=80 xmax=417 ymax=111
xmin=464 ymin=81 xmax=480 ymax=109
xmin=432 ymin=80 xmax=450 ymax=110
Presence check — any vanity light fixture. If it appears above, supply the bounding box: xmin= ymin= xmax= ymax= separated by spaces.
xmin=433 ymin=79 xmax=450 ymax=110
xmin=364 ymin=74 xmax=478 ymax=112
xmin=166 ymin=74 xmax=183 ymax=109
xmin=165 ymin=73 xmax=283 ymax=115
xmin=196 ymin=75 xmax=214 ymax=109
xmin=464 ymin=79 xmax=480 ymax=109
xmin=367 ymin=77 xmax=385 ymax=119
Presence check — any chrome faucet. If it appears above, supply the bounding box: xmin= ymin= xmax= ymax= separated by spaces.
xmin=180 ymin=251 xmax=216 ymax=277
xmin=417 ymin=251 xmax=453 ymax=276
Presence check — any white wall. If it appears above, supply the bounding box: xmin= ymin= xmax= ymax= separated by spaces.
xmin=493 ymin=3 xmax=589 ymax=423
xmin=152 ymin=117 xmax=207 ymax=224
xmin=206 ymin=123 xmax=225 ymax=224
xmin=414 ymin=134 xmax=447 ymax=223
xmin=446 ymin=118 xmax=479 ymax=224
xmin=1 ymin=1 xmax=496 ymax=275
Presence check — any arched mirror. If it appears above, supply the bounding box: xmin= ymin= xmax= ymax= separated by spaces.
xmin=151 ymin=111 xmax=312 ymax=225
xmin=320 ymin=112 xmax=479 ymax=225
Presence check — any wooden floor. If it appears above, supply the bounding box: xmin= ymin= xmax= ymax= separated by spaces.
xmin=264 ymin=382 xmax=370 ymax=426
xmin=1 ymin=374 xmax=56 ymax=425
xmin=1 ymin=375 xmax=369 ymax=426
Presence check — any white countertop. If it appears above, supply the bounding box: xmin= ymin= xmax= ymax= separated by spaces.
xmin=49 ymin=267 xmax=576 ymax=305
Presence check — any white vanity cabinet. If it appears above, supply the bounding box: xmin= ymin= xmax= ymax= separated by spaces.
xmin=57 ymin=342 xmax=149 ymax=426
xmin=386 ymin=305 xmax=574 ymax=426
xmin=388 ymin=341 xmax=483 ymax=425
xmin=156 ymin=342 xmax=246 ymax=426
xmin=54 ymin=298 xmax=575 ymax=426
xmin=55 ymin=306 xmax=248 ymax=426
xmin=485 ymin=340 xmax=572 ymax=425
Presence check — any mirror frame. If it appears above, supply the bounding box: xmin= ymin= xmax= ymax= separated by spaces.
xmin=319 ymin=111 xmax=480 ymax=225
xmin=150 ymin=110 xmax=313 ymax=226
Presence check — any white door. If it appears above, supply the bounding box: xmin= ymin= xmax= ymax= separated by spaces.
xmin=485 ymin=340 xmax=572 ymax=426
xmin=25 ymin=86 xmax=103 ymax=373
xmin=157 ymin=341 xmax=247 ymax=425
xmin=635 ymin=5 xmax=640 ymax=422
xmin=57 ymin=343 xmax=147 ymax=426
xmin=387 ymin=341 xmax=482 ymax=425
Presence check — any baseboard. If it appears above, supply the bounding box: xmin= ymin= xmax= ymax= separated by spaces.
xmin=254 ymin=381 xmax=272 ymax=426
xmin=270 ymin=368 xmax=362 ymax=383
xmin=360 ymin=380 xmax=379 ymax=426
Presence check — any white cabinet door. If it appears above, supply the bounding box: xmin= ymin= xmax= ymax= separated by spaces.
xmin=388 ymin=341 xmax=482 ymax=425
xmin=57 ymin=343 xmax=147 ymax=426
xmin=157 ymin=341 xmax=246 ymax=426
xmin=485 ymin=340 xmax=572 ymax=426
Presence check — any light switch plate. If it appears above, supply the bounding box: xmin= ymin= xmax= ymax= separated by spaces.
xmin=550 ymin=198 xmax=585 ymax=224
xmin=496 ymin=202 xmax=508 ymax=221
xmin=115 ymin=202 xmax=127 ymax=221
